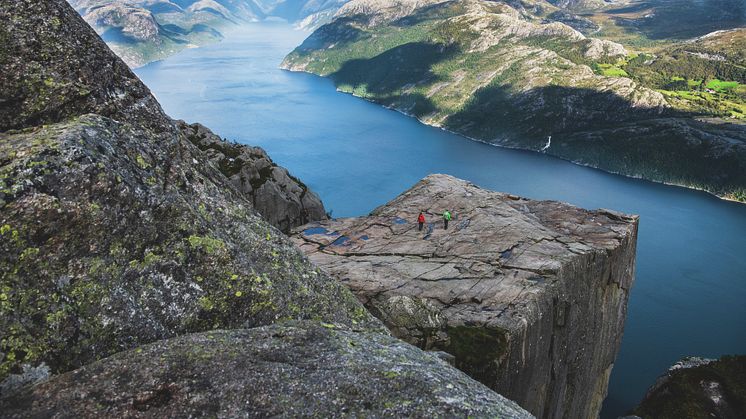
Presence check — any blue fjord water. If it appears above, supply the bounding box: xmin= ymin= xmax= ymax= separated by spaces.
xmin=135 ymin=22 xmax=746 ymax=418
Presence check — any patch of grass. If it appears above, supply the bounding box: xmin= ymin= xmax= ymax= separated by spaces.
xmin=595 ymin=63 xmax=629 ymax=77
xmin=706 ymin=79 xmax=740 ymax=92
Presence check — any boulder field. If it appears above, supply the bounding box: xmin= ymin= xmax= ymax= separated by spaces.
xmin=292 ymin=174 xmax=639 ymax=419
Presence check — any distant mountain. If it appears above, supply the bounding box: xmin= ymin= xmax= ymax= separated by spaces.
xmin=283 ymin=0 xmax=746 ymax=202
xmin=68 ymin=0 xmax=351 ymax=66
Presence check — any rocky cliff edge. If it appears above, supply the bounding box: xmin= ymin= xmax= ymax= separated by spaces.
xmin=293 ymin=174 xmax=639 ymax=419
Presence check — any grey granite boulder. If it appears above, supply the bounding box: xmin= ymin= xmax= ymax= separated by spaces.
xmin=0 ymin=321 xmax=534 ymax=418
xmin=292 ymin=174 xmax=639 ymax=419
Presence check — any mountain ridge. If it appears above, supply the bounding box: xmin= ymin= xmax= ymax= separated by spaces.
xmin=68 ymin=0 xmax=351 ymax=66
xmin=282 ymin=0 xmax=746 ymax=203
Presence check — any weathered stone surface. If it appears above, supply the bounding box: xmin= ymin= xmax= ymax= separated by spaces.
xmin=0 ymin=0 xmax=374 ymax=392
xmin=292 ymin=174 xmax=639 ymax=419
xmin=179 ymin=121 xmax=327 ymax=232
xmin=0 ymin=321 xmax=534 ymax=418
xmin=631 ymin=355 xmax=746 ymax=419
xmin=0 ymin=0 xmax=169 ymax=132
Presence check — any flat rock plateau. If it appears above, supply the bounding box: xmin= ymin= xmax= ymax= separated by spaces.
xmin=293 ymin=174 xmax=639 ymax=419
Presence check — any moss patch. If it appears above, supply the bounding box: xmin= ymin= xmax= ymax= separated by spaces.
xmin=443 ymin=325 xmax=509 ymax=386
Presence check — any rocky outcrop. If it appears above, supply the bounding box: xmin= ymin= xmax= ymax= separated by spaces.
xmin=292 ymin=174 xmax=639 ymax=419
xmin=0 ymin=321 xmax=533 ymax=418
xmin=178 ymin=121 xmax=327 ymax=232
xmin=630 ymin=355 xmax=746 ymax=419
xmin=282 ymin=0 xmax=746 ymax=202
xmin=84 ymin=3 xmax=162 ymax=42
xmin=0 ymin=0 xmax=371 ymax=391
xmin=584 ymin=38 xmax=627 ymax=59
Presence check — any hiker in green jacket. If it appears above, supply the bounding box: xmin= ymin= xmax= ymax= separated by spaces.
xmin=443 ymin=210 xmax=452 ymax=230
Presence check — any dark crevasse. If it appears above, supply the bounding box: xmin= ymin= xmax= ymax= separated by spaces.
xmin=135 ymin=22 xmax=746 ymax=418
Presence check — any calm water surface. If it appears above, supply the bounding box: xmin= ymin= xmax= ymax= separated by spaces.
xmin=136 ymin=23 xmax=746 ymax=418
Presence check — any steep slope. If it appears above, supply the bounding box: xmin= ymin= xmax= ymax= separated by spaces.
xmin=282 ymin=0 xmax=746 ymax=203
xmin=179 ymin=121 xmax=327 ymax=232
xmin=0 ymin=0 xmax=361 ymax=388
xmin=292 ymin=174 xmax=639 ymax=419
xmin=631 ymin=355 xmax=746 ymax=419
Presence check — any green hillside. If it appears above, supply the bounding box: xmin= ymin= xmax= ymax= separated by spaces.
xmin=283 ymin=0 xmax=746 ymax=202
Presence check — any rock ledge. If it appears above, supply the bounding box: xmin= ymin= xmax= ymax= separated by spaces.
xmin=292 ymin=174 xmax=639 ymax=419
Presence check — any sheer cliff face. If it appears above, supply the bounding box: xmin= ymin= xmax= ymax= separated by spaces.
xmin=282 ymin=0 xmax=746 ymax=203
xmin=293 ymin=174 xmax=639 ymax=419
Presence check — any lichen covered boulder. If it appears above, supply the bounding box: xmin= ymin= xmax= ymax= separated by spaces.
xmin=292 ymin=174 xmax=639 ymax=419
xmin=0 ymin=0 xmax=169 ymax=132
xmin=179 ymin=121 xmax=327 ymax=232
xmin=0 ymin=114 xmax=377 ymax=390
xmin=0 ymin=321 xmax=534 ymax=418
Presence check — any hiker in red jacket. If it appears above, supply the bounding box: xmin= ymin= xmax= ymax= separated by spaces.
xmin=417 ymin=212 xmax=426 ymax=231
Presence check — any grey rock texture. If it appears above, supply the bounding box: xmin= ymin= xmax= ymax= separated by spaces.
xmin=179 ymin=121 xmax=327 ymax=233
xmin=631 ymin=355 xmax=746 ymax=419
xmin=0 ymin=321 xmax=534 ymax=418
xmin=292 ymin=174 xmax=639 ymax=419
xmin=0 ymin=0 xmax=373 ymax=390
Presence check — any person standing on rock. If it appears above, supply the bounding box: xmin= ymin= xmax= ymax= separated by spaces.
xmin=443 ymin=210 xmax=452 ymax=230
xmin=417 ymin=212 xmax=426 ymax=231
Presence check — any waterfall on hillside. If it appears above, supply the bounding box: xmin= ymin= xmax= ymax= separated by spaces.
xmin=541 ymin=135 xmax=551 ymax=152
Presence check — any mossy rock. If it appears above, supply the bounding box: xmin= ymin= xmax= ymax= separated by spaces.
xmin=632 ymin=355 xmax=746 ymax=419
xmin=0 ymin=321 xmax=533 ymax=418
xmin=0 ymin=112 xmax=379 ymax=391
